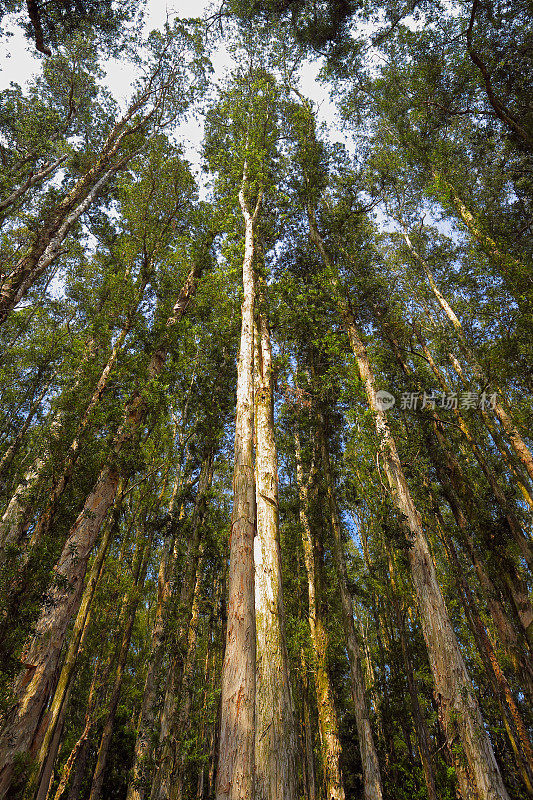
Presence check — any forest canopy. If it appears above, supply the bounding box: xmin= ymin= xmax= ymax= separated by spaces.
xmin=0 ymin=2 xmax=532 ymax=800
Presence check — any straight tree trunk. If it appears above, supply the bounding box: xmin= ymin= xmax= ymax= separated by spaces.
xmin=169 ymin=548 xmax=206 ymax=799
xmin=300 ymin=647 xmax=317 ymax=800
xmin=294 ymin=428 xmax=345 ymax=800
xmin=307 ymin=203 xmax=511 ymax=800
xmin=126 ymin=474 xmax=187 ymax=800
xmin=0 ymin=257 xmax=205 ymax=799
xmin=402 ymin=226 xmax=533 ymax=489
xmin=253 ymin=308 xmax=298 ymax=800
xmin=436 ymin=515 xmax=533 ymax=795
xmin=431 ymin=170 xmax=530 ymax=306
xmin=151 ymin=455 xmax=214 ymax=800
xmin=413 ymin=331 xmax=533 ymax=638
xmin=0 ymin=80 xmax=166 ymax=324
xmin=88 ymin=525 xmax=153 ymax=800
xmin=317 ymin=415 xmax=383 ymax=800
xmin=215 ymin=162 xmax=260 ymax=800
xmin=386 ymin=546 xmax=439 ymax=800
xmin=0 ymin=378 xmax=52 ymax=481
xmin=30 ymin=493 xmax=121 ymax=800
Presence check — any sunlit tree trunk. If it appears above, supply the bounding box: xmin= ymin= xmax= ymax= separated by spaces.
xmin=294 ymin=427 xmax=345 ymax=800
xmin=317 ymin=415 xmax=383 ymax=800
xmin=0 ymin=259 xmax=205 ymax=799
xmin=216 ymin=160 xmax=260 ymax=800
xmin=254 ymin=308 xmax=298 ymax=800
xmin=308 ymin=204 xmax=510 ymax=800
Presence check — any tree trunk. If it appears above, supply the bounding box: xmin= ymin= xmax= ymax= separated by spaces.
xmin=169 ymin=549 xmax=206 ymax=799
xmin=0 ymin=258 xmax=205 ymax=799
xmin=300 ymin=648 xmax=317 ymax=800
xmin=126 ymin=476 xmax=186 ymax=800
xmin=307 ymin=204 xmax=510 ymax=800
xmin=0 ymin=81 xmax=164 ymax=324
xmin=317 ymin=415 xmax=383 ymax=800
xmin=151 ymin=455 xmax=214 ymax=800
xmin=31 ymin=496 xmax=120 ymax=800
xmin=387 ymin=546 xmax=439 ymax=800
xmin=215 ymin=164 xmax=260 ymax=800
xmin=88 ymin=525 xmax=152 ymax=800
xmin=253 ymin=308 xmax=297 ymax=800
xmin=437 ymin=516 xmax=533 ymax=796
xmin=294 ymin=428 xmax=345 ymax=800
xmin=403 ymin=230 xmax=533 ymax=489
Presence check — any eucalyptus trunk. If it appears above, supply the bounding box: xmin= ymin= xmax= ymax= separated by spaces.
xmin=0 ymin=258 xmax=204 ymax=799
xmin=294 ymin=428 xmax=345 ymax=800
xmin=317 ymin=415 xmax=383 ymax=800
xmin=88 ymin=526 xmax=153 ymax=800
xmin=254 ymin=308 xmax=297 ymax=800
xmin=308 ymin=204 xmax=510 ymax=800
xmin=215 ymin=163 xmax=260 ymax=800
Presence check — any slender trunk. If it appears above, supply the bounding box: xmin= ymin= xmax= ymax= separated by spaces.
xmin=387 ymin=546 xmax=439 ymax=800
xmin=400 ymin=245 xmax=533 ymax=499
xmin=465 ymin=0 xmax=533 ymax=147
xmin=399 ymin=622 xmax=439 ymax=800
xmin=300 ymin=648 xmax=317 ymax=800
xmin=0 ymin=259 xmax=204 ymax=799
xmin=413 ymin=323 xmax=533 ymax=573
xmin=416 ymin=338 xmax=533 ymax=646
xmin=28 ymin=265 xmax=149 ymax=555
xmin=152 ymin=456 xmax=214 ymax=800
xmin=88 ymin=526 xmax=152 ymax=800
xmin=30 ymin=496 xmax=120 ymax=800
xmin=169 ymin=549 xmax=206 ymax=800
xmin=294 ymin=428 xmax=345 ymax=800
xmin=307 ymin=204 xmax=510 ymax=800
xmin=432 ymin=171 xmax=530 ymax=305
xmin=0 ymin=455 xmax=46 ymax=552
xmin=0 ymin=378 xmax=52 ymax=480
xmin=126 ymin=478 xmax=186 ymax=800
xmin=438 ymin=518 xmax=533 ymax=795
xmin=317 ymin=415 xmax=383 ymax=800
xmin=216 ymin=164 xmax=260 ymax=800
xmin=254 ymin=308 xmax=297 ymax=800
xmin=0 ymin=156 xmax=68 ymax=218
xmin=0 ymin=82 xmax=163 ymax=324
xmin=195 ymin=580 xmax=223 ymax=800
xmin=0 ymin=334 xmax=97 ymax=555
xmin=51 ymin=644 xmax=104 ymax=800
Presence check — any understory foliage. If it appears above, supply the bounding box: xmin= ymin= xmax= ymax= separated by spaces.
xmin=0 ymin=3 xmax=531 ymax=800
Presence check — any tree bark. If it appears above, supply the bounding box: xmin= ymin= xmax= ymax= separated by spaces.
xmin=215 ymin=162 xmax=260 ymax=800
xmin=88 ymin=524 xmax=152 ymax=800
xmin=0 ymin=258 xmax=205 ymax=799
xmin=307 ymin=203 xmax=510 ymax=800
xmin=294 ymin=428 xmax=345 ymax=800
xmin=253 ymin=308 xmax=298 ymax=800
xmin=317 ymin=415 xmax=383 ymax=800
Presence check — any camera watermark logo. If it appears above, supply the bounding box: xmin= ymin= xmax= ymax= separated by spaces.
xmin=375 ymin=390 xmax=396 ymax=410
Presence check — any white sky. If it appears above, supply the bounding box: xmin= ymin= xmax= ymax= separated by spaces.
xmin=0 ymin=0 xmax=350 ymax=181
